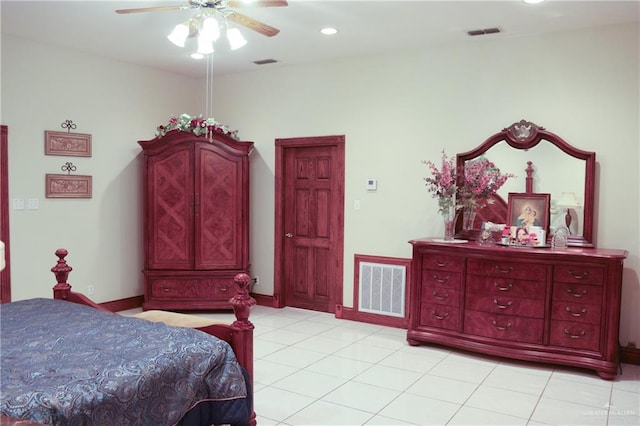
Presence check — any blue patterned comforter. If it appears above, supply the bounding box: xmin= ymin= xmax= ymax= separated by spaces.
xmin=0 ymin=298 xmax=248 ymax=425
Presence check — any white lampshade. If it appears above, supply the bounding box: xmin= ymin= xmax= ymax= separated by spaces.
xmin=168 ymin=23 xmax=190 ymax=47
xmin=197 ymin=34 xmax=215 ymax=55
xmin=557 ymin=192 xmax=581 ymax=208
xmin=0 ymin=240 xmax=5 ymax=271
xmin=200 ymin=17 xmax=220 ymax=42
xmin=227 ymin=28 xmax=247 ymax=50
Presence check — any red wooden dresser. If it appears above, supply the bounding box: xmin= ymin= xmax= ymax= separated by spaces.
xmin=407 ymin=238 xmax=628 ymax=379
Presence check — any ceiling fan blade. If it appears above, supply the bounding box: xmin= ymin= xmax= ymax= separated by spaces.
xmin=227 ymin=12 xmax=280 ymax=37
xmin=115 ymin=5 xmax=189 ymax=14
xmin=227 ymin=0 xmax=288 ymax=7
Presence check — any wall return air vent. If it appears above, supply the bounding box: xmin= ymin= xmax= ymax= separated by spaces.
xmin=467 ymin=27 xmax=502 ymax=36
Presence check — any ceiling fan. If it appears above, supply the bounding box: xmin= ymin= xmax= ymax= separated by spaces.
xmin=115 ymin=0 xmax=288 ymax=37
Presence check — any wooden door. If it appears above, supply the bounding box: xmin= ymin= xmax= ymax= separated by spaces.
xmin=0 ymin=125 xmax=10 ymax=303
xmin=274 ymin=136 xmax=344 ymax=313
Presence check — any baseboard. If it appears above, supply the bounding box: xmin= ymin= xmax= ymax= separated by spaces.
xmin=102 ymin=295 xmax=144 ymax=312
xmin=620 ymin=345 xmax=640 ymax=365
xmin=252 ymin=293 xmax=276 ymax=307
xmin=336 ymin=304 xmax=408 ymax=329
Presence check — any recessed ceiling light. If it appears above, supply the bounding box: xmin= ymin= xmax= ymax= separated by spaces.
xmin=320 ymin=27 xmax=338 ymax=35
xmin=523 ymin=0 xmax=545 ymax=4
xmin=191 ymin=53 xmax=205 ymax=60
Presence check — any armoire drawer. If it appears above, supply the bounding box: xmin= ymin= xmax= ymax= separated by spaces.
xmin=553 ymin=282 xmax=603 ymax=304
xmin=467 ymin=274 xmax=545 ymax=300
xmin=149 ymin=277 xmax=234 ymax=300
xmin=550 ymin=320 xmax=600 ymax=351
xmin=420 ymin=303 xmax=460 ymax=331
xmin=553 ymin=265 xmax=604 ymax=286
xmin=467 ymin=258 xmax=547 ymax=281
xmin=465 ymin=293 xmax=545 ymax=318
xmin=464 ymin=310 xmax=543 ymax=344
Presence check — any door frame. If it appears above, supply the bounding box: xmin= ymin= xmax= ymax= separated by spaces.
xmin=273 ymin=135 xmax=345 ymax=310
xmin=1 ymin=125 xmax=11 ymax=302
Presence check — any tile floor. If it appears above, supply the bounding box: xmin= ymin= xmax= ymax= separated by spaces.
xmin=122 ymin=305 xmax=640 ymax=425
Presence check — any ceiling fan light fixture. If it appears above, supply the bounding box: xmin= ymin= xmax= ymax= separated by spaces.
xmin=200 ymin=17 xmax=221 ymax=42
xmin=191 ymin=52 xmax=205 ymax=60
xmin=227 ymin=27 xmax=247 ymax=50
xmin=168 ymin=23 xmax=190 ymax=47
xmin=320 ymin=27 xmax=337 ymax=36
xmin=197 ymin=33 xmax=215 ymax=55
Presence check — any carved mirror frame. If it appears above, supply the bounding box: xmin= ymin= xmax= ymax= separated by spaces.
xmin=455 ymin=120 xmax=596 ymax=246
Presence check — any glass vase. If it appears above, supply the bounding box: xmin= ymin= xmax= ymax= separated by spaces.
xmin=463 ymin=206 xmax=477 ymax=231
xmin=442 ymin=204 xmax=456 ymax=241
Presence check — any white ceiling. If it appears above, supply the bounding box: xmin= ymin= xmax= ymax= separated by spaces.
xmin=1 ymin=0 xmax=638 ymax=78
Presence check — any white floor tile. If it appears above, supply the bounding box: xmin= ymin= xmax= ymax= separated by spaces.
xmin=377 ymin=349 xmax=443 ymax=374
xmin=425 ymin=355 xmax=497 ymax=384
xmin=271 ymin=369 xmax=348 ymax=398
xmin=482 ymin=367 xmax=550 ymax=395
xmin=322 ymin=381 xmax=401 ymax=413
xmin=406 ymin=374 xmax=478 ymax=404
xmin=464 ymin=385 xmax=540 ymax=418
xmin=305 ymin=354 xmax=374 ymax=380
xmin=352 ymin=364 xmax=423 ymax=392
xmin=543 ymin=376 xmax=613 ymax=408
xmin=262 ymin=345 xmax=329 ymax=369
xmin=254 ymin=386 xmax=315 ymax=422
xmin=332 ymin=342 xmax=397 ymax=364
xmin=284 ymin=399 xmax=375 ymax=425
xmin=253 ymin=359 xmax=299 ymax=386
xmin=531 ymin=397 xmax=609 ymax=425
xmin=378 ymin=392 xmax=460 ymax=425
xmin=292 ymin=334 xmax=354 ymax=355
xmin=448 ymin=405 xmax=528 ymax=425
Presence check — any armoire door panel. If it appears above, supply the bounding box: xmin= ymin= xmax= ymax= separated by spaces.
xmin=148 ymin=149 xmax=193 ymax=269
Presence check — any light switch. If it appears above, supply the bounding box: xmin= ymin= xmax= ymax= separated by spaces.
xmin=354 ymin=200 xmax=361 ymax=210
xmin=27 ymin=198 xmax=39 ymax=210
xmin=366 ymin=178 xmax=377 ymax=191
xmin=12 ymin=198 xmax=24 ymax=210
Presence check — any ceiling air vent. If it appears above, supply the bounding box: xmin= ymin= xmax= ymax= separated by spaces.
xmin=253 ymin=59 xmax=278 ymax=65
xmin=467 ymin=27 xmax=502 ymax=36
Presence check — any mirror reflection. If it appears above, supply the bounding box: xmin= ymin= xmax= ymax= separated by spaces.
xmin=473 ymin=141 xmax=587 ymax=236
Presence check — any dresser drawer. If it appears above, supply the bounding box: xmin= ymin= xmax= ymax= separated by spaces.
xmin=467 ymin=274 xmax=545 ymax=300
xmin=553 ymin=282 xmax=603 ymax=304
xmin=550 ymin=320 xmax=600 ymax=351
xmin=422 ymin=254 xmax=464 ymax=272
xmin=149 ymin=277 xmax=234 ymax=300
xmin=553 ymin=265 xmax=604 ymax=286
xmin=422 ymin=286 xmax=462 ymax=307
xmin=551 ymin=301 xmax=601 ymax=325
xmin=466 ymin=293 xmax=545 ymax=318
xmin=420 ymin=303 xmax=460 ymax=331
xmin=467 ymin=258 xmax=547 ymax=281
xmin=464 ymin=310 xmax=543 ymax=344
xmin=422 ymin=270 xmax=462 ymax=289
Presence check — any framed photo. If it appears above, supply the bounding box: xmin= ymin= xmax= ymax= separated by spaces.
xmin=45 ymin=174 xmax=92 ymax=198
xmin=45 ymin=131 xmax=92 ymax=157
xmin=507 ymin=192 xmax=551 ymax=234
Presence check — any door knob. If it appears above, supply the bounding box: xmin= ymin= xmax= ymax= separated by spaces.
xmin=285 ymin=232 xmax=293 ymax=238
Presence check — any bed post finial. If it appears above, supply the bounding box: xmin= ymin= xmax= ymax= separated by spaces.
xmin=52 ymin=248 xmax=73 ymax=300
xmin=230 ymin=273 xmax=256 ymax=329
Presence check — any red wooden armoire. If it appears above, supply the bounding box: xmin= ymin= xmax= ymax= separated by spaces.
xmin=138 ymin=129 xmax=253 ymax=310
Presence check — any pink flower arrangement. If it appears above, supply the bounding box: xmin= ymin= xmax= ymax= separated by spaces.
xmin=422 ymin=150 xmax=458 ymax=214
xmin=156 ymin=113 xmax=239 ymax=140
xmin=460 ymin=157 xmax=515 ymax=209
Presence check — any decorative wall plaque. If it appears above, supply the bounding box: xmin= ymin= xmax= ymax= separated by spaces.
xmin=45 ymin=131 xmax=92 ymax=157
xmin=45 ymin=174 xmax=92 ymax=198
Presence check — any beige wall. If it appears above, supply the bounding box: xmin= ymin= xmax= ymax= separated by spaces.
xmin=2 ymin=23 xmax=638 ymax=346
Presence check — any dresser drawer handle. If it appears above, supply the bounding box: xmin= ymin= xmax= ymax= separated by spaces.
xmin=566 ymin=288 xmax=588 ymax=298
xmin=491 ymin=320 xmax=512 ymax=331
xmin=494 ymin=282 xmax=513 ymax=292
xmin=493 ymin=299 xmax=513 ymax=310
xmin=564 ymin=328 xmax=586 ymax=339
xmin=218 ymin=285 xmax=230 ymax=292
xmin=568 ymin=269 xmax=589 ymax=280
xmin=162 ymin=287 xmax=172 ymax=292
xmin=494 ymin=265 xmax=514 ymax=274
xmin=432 ymin=291 xmax=449 ymax=301
xmin=431 ymin=310 xmax=449 ymax=320
xmin=565 ymin=306 xmax=587 ymax=317
xmin=434 ymin=259 xmax=449 ymax=268
xmin=432 ymin=274 xmax=450 ymax=284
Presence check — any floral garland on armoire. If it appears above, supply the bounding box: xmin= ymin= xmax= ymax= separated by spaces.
xmin=156 ymin=113 xmax=239 ymax=140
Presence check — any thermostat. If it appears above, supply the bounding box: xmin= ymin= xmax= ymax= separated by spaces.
xmin=366 ymin=178 xmax=377 ymax=191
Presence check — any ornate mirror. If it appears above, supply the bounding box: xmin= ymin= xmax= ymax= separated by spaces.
xmin=455 ymin=120 xmax=596 ymax=246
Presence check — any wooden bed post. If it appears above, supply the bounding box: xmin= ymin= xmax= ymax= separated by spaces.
xmin=230 ymin=272 xmax=256 ymax=426
xmin=51 ymin=248 xmax=73 ymax=300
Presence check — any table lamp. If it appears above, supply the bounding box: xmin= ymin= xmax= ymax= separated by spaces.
xmin=557 ymin=192 xmax=581 ymax=234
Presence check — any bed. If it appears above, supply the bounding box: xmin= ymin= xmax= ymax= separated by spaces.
xmin=0 ymin=249 xmax=256 ymax=426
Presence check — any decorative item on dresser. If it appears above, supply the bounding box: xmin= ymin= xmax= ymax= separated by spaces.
xmin=138 ymin=123 xmax=253 ymax=311
xmin=408 ymin=120 xmax=628 ymax=379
